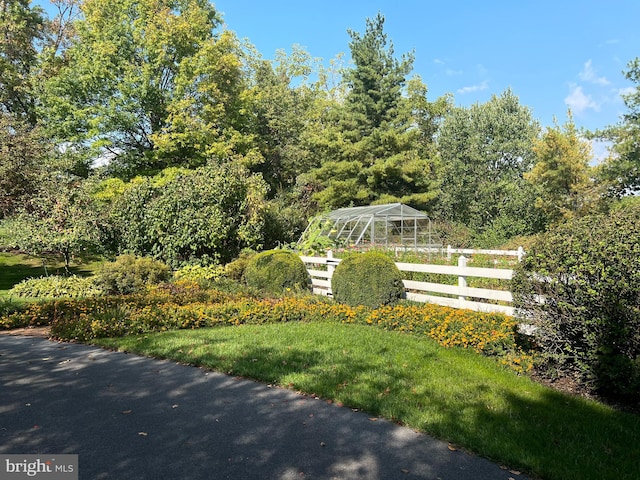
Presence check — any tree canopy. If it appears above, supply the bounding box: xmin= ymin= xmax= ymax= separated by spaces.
xmin=1 ymin=5 xmax=638 ymax=263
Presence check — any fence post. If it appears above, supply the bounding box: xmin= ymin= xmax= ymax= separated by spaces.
xmin=447 ymin=245 xmax=453 ymax=260
xmin=517 ymin=246 xmax=524 ymax=262
xmin=458 ymin=255 xmax=467 ymax=308
xmin=327 ymin=250 xmax=335 ymax=278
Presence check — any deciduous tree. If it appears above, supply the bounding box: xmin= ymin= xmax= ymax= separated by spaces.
xmin=38 ymin=0 xmax=227 ymax=176
xmin=0 ymin=0 xmax=45 ymax=124
xmin=436 ymin=89 xmax=541 ymax=237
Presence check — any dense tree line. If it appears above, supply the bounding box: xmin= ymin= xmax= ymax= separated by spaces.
xmin=1 ymin=0 xmax=639 ymax=264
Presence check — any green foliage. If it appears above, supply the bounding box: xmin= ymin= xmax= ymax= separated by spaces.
xmin=331 ymin=251 xmax=404 ymax=308
xmin=223 ymin=249 xmax=257 ymax=282
xmin=242 ymin=250 xmax=310 ymax=295
xmin=38 ymin=0 xmax=226 ymax=174
xmin=243 ymin=46 xmax=318 ymax=192
xmin=0 ymin=0 xmax=45 ymax=124
xmin=174 ymin=264 xmax=225 ymax=288
xmin=295 ymin=216 xmax=336 ymax=254
xmin=0 ymin=114 xmax=51 ymax=217
xmin=261 ymin=191 xmax=310 ymax=249
xmin=512 ymin=204 xmax=640 ymax=399
xmin=303 ymin=14 xmax=447 ymax=210
xmin=9 ymin=275 xmax=102 ymax=299
xmin=7 ymin=180 xmax=108 ymax=269
xmin=437 ymin=89 xmax=542 ymax=235
xmin=594 ymin=57 xmax=640 ymax=196
xmin=527 ymin=113 xmax=596 ymax=224
xmin=94 ymin=255 xmax=171 ymax=295
xmin=111 ymin=164 xmax=268 ymax=266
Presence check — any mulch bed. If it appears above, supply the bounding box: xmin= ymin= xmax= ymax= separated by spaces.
xmin=0 ymin=326 xmax=51 ymax=337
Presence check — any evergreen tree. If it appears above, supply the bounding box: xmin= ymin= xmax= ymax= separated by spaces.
xmin=594 ymin=57 xmax=640 ymax=197
xmin=306 ymin=14 xmax=447 ymax=210
xmin=527 ymin=113 xmax=596 ymax=224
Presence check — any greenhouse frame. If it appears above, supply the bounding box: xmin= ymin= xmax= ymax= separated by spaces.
xmin=298 ymin=203 xmax=441 ymax=250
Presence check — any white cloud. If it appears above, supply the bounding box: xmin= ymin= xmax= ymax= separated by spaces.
xmin=579 ymin=60 xmax=611 ymax=86
xmin=564 ymin=84 xmax=600 ymax=114
xmin=445 ymin=68 xmax=463 ymax=76
xmin=457 ymin=80 xmax=488 ymax=94
xmin=618 ymin=86 xmax=635 ymax=97
xmin=433 ymin=58 xmax=444 ymax=65
xmin=589 ymin=139 xmax=612 ymax=166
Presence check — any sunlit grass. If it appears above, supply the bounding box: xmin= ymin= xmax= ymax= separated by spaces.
xmin=0 ymin=252 xmax=102 ymax=300
xmin=96 ymin=322 xmax=640 ymax=480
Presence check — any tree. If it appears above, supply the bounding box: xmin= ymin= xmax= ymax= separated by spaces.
xmin=342 ymin=12 xmax=413 ymax=148
xmin=436 ymin=89 xmax=542 ymax=239
xmin=0 ymin=0 xmax=45 ymax=124
xmin=7 ymin=179 xmax=106 ymax=270
xmin=245 ymin=45 xmax=319 ymax=193
xmin=38 ymin=0 xmax=229 ymax=175
xmin=305 ymin=14 xmax=447 ymax=210
xmin=594 ymin=57 xmax=640 ymax=196
xmin=526 ymin=113 xmax=596 ymax=224
xmin=151 ymin=30 xmax=259 ymax=171
xmin=0 ymin=113 xmax=50 ymax=217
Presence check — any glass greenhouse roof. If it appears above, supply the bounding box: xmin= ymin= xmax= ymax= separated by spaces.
xmin=299 ymin=203 xmax=441 ymax=250
xmin=325 ymin=203 xmax=430 ymax=220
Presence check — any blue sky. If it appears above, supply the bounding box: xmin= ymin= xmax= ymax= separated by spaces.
xmin=216 ymin=0 xmax=639 ymax=134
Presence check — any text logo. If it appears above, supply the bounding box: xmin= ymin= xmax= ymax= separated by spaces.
xmin=1 ymin=455 xmax=78 ymax=480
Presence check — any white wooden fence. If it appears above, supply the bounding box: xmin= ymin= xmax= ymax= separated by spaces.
xmin=300 ymin=251 xmax=517 ymax=316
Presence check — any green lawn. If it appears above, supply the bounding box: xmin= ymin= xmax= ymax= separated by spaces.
xmin=0 ymin=252 xmax=102 ymax=300
xmin=96 ymin=322 xmax=640 ymax=480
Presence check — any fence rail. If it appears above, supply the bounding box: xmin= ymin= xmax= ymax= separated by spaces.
xmin=300 ymin=252 xmax=516 ymax=316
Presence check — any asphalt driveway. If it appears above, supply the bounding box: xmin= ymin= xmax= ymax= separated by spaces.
xmin=0 ymin=335 xmax=529 ymax=479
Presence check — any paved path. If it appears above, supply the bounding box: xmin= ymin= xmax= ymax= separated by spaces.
xmin=0 ymin=336 xmax=529 ymax=479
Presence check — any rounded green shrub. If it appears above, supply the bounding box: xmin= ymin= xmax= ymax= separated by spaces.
xmin=94 ymin=255 xmax=171 ymax=295
xmin=331 ymin=251 xmax=405 ymax=308
xmin=512 ymin=203 xmax=640 ymax=400
xmin=9 ymin=275 xmax=103 ymax=299
xmin=242 ymin=250 xmax=310 ymax=295
xmin=224 ymin=249 xmax=257 ymax=282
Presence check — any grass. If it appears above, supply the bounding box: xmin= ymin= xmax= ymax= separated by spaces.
xmin=0 ymin=252 xmax=102 ymax=300
xmin=95 ymin=322 xmax=640 ymax=480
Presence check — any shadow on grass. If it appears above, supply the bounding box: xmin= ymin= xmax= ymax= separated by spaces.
xmin=2 ymin=335 xmax=524 ymax=480
xmin=0 ymin=253 xmax=100 ymax=295
xmin=109 ymin=328 xmax=640 ymax=480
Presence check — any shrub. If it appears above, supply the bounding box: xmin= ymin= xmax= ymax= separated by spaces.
xmin=174 ymin=264 xmax=225 ymax=288
xmin=224 ymin=249 xmax=256 ymax=281
xmin=242 ymin=249 xmax=310 ymax=295
xmin=512 ymin=204 xmax=640 ymax=399
xmin=331 ymin=251 xmax=405 ymax=308
xmin=94 ymin=255 xmax=171 ymax=295
xmin=111 ymin=164 xmax=268 ymax=266
xmin=9 ymin=275 xmax=103 ymax=299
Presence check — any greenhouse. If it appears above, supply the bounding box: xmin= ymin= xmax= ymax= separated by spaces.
xmin=298 ymin=203 xmax=441 ymax=250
